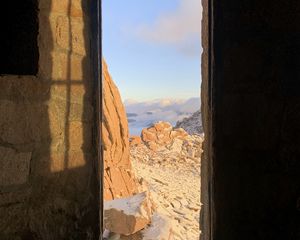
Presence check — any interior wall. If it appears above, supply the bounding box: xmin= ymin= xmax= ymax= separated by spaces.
xmin=0 ymin=0 xmax=100 ymax=239
xmin=201 ymin=0 xmax=300 ymax=239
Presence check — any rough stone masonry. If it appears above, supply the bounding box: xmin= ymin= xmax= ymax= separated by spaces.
xmin=0 ymin=1 xmax=99 ymax=239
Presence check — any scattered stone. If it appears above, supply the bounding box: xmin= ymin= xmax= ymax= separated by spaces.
xmin=152 ymin=177 xmax=169 ymax=186
xmin=170 ymin=200 xmax=181 ymax=209
xmin=179 ymin=198 xmax=189 ymax=206
xmin=104 ymin=192 xmax=152 ymax=236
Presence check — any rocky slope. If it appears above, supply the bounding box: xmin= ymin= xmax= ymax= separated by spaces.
xmin=130 ymin=122 xmax=203 ymax=240
xmin=102 ymin=60 xmax=138 ymax=200
xmin=175 ymin=110 xmax=203 ymax=135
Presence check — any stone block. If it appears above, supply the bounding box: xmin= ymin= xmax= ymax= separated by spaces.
xmin=69 ymin=121 xmax=84 ymax=150
xmin=60 ymin=53 xmax=86 ymax=81
xmin=49 ymin=151 xmax=87 ymax=173
xmin=40 ymin=0 xmax=85 ymax=18
xmin=0 ymin=147 xmax=31 ymax=186
xmin=38 ymin=51 xmax=63 ymax=80
xmin=0 ymin=76 xmax=50 ymax=102
xmin=55 ymin=16 xmax=86 ymax=55
xmin=0 ymin=100 xmax=50 ymax=147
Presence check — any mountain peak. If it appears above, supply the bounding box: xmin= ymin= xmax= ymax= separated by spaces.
xmin=175 ymin=110 xmax=203 ymax=135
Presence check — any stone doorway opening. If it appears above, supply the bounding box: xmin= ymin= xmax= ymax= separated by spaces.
xmin=100 ymin=0 xmax=300 ymax=239
xmin=101 ymin=1 xmax=204 ymax=239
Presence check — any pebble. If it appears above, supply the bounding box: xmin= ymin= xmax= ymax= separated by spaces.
xmin=171 ymin=200 xmax=181 ymax=209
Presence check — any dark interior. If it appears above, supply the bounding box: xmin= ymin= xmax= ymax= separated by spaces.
xmin=0 ymin=0 xmax=39 ymax=75
xmin=210 ymin=0 xmax=300 ymax=239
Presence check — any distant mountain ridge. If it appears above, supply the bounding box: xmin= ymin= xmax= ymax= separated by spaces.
xmin=124 ymin=98 xmax=200 ymax=135
xmin=124 ymin=97 xmax=200 ymax=113
xmin=175 ymin=110 xmax=203 ymax=135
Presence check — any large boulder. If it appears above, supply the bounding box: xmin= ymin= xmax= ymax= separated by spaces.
xmin=141 ymin=121 xmax=188 ymax=151
xmin=104 ymin=192 xmax=152 ymax=236
xmin=102 ymin=60 xmax=138 ymax=200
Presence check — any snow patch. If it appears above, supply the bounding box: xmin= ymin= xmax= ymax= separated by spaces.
xmin=104 ymin=192 xmax=148 ymax=218
xmin=142 ymin=213 xmax=172 ymax=240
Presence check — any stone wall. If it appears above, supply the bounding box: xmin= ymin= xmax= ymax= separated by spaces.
xmin=202 ymin=0 xmax=300 ymax=239
xmin=0 ymin=1 xmax=99 ymax=239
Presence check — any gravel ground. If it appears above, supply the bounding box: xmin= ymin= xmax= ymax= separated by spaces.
xmin=131 ymin=140 xmax=202 ymax=240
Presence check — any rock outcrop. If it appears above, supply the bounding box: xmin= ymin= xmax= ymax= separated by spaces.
xmin=102 ymin=60 xmax=138 ymax=200
xmin=134 ymin=122 xmax=203 ymax=169
xmin=141 ymin=121 xmax=188 ymax=151
xmin=175 ymin=110 xmax=203 ymax=135
xmin=129 ymin=136 xmax=142 ymax=147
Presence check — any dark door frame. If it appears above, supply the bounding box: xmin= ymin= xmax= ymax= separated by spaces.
xmin=91 ymin=0 xmax=103 ymax=238
xmin=200 ymin=0 xmax=214 ymax=239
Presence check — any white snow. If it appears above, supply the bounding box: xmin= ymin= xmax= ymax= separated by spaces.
xmin=142 ymin=213 xmax=172 ymax=240
xmin=104 ymin=192 xmax=148 ymax=218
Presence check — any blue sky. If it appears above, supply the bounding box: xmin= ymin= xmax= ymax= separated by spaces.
xmin=103 ymin=0 xmax=202 ymax=101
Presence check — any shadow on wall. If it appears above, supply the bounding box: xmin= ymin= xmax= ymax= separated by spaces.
xmin=0 ymin=0 xmax=99 ymax=239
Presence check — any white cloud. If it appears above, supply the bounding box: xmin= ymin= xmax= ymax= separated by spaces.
xmin=125 ymin=97 xmax=201 ymax=135
xmin=135 ymin=0 xmax=202 ymax=56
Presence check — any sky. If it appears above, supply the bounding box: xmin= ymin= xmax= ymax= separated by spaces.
xmin=103 ymin=0 xmax=202 ymax=102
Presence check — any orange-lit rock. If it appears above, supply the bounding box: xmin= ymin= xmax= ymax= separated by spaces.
xmin=104 ymin=192 xmax=152 ymax=236
xmin=130 ymin=136 xmax=142 ymax=146
xmin=141 ymin=121 xmax=189 ymax=150
xmin=102 ymin=60 xmax=138 ymax=200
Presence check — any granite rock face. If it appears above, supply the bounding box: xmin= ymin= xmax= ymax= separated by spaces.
xmin=175 ymin=110 xmax=203 ymax=135
xmin=141 ymin=121 xmax=188 ymax=151
xmin=102 ymin=60 xmax=138 ymax=200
